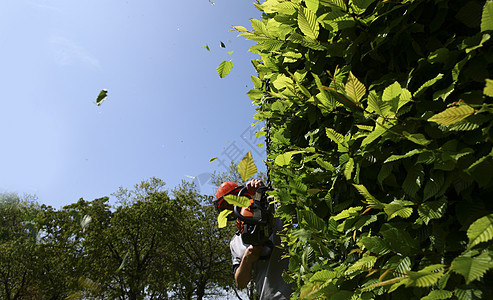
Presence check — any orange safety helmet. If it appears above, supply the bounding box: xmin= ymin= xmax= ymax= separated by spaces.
xmin=215 ymin=182 xmax=242 ymax=212
xmin=214 ymin=182 xmax=255 ymax=212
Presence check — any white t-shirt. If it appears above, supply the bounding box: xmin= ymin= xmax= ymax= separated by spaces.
xmin=230 ymin=219 xmax=292 ymax=299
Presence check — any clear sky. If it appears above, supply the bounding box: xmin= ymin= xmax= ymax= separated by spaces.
xmin=0 ymin=0 xmax=267 ymax=208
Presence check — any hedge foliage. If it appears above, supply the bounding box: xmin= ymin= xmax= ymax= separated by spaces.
xmin=237 ymin=0 xmax=493 ymax=299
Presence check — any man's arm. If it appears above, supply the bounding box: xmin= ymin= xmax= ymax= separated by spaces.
xmin=234 ymin=245 xmax=262 ymax=289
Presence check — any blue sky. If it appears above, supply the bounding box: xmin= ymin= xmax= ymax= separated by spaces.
xmin=0 ymin=0 xmax=266 ymax=208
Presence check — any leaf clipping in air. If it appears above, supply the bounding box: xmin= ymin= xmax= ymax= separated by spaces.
xmin=224 ymin=195 xmax=251 ymax=208
xmin=203 ymin=45 xmax=210 ymax=51
xmin=94 ymin=89 xmax=108 ymax=106
xmin=238 ymin=151 xmax=257 ymax=181
xmin=217 ymin=60 xmax=234 ymax=78
xmin=217 ymin=210 xmax=232 ymax=228
xmin=428 ymin=105 xmax=475 ymax=126
xmin=116 ymin=251 xmax=129 ymax=272
xmin=80 ymin=215 xmax=92 ymax=230
xmin=209 ymin=157 xmax=217 ymax=162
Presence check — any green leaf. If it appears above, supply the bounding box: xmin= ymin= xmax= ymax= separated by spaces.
xmin=333 ymin=206 xmax=363 ymax=221
xmin=428 ymin=105 xmax=475 ymax=126
xmin=467 ymin=213 xmax=493 ymax=248
xmin=223 ymin=195 xmax=251 ymax=208
xmin=115 ymin=251 xmax=129 ymax=272
xmin=384 ymin=149 xmax=425 ymax=163
xmin=298 ymin=210 xmax=325 ymax=231
xmin=325 ymin=128 xmax=344 ymax=144
xmin=423 ymin=171 xmax=445 ymax=201
xmin=421 ymin=290 xmax=453 ymax=300
xmin=454 ymin=289 xmax=483 ymax=300
xmin=384 ymin=200 xmax=414 ymax=220
xmin=414 ymin=74 xmax=444 ymax=98
xmin=345 ymin=255 xmax=378 ymax=275
xmin=384 ymin=255 xmax=412 ymax=274
xmin=217 ymin=210 xmax=232 ymax=228
xmin=316 ymin=157 xmax=335 ymax=172
xmin=360 ymin=236 xmax=391 ymax=255
xmin=217 ymin=60 xmax=234 ymax=78
xmin=94 ymin=89 xmax=108 ymax=106
xmin=275 ymin=150 xmax=305 ymax=166
xmin=344 ymin=157 xmax=354 ymax=180
xmin=402 ymin=132 xmax=431 ymax=146
xmin=484 ymin=79 xmax=493 ymax=97
xmin=203 ymin=45 xmax=210 ymax=51
xmin=367 ymin=90 xmax=390 ymax=116
xmin=382 ymin=81 xmax=401 ymax=103
xmin=231 ymin=25 xmax=248 ymax=32
xmin=481 ymin=0 xmax=493 ymax=32
xmin=378 ymin=163 xmax=393 ymax=187
xmin=451 ymin=251 xmax=493 ymax=284
xmin=298 ymin=6 xmax=319 ymax=39
xmin=406 ymin=264 xmax=446 ymax=287
xmin=345 ymin=71 xmax=366 ymax=103
xmin=353 ymin=184 xmax=384 ymax=209
xmin=238 ymin=151 xmax=257 ymax=181
xmin=403 ymin=164 xmax=424 ymax=198
xmin=418 ymin=199 xmax=447 ymax=225
xmin=310 ymin=269 xmax=338 ymax=282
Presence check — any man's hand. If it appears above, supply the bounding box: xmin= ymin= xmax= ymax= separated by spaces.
xmin=235 ymin=245 xmax=263 ymax=289
xmin=245 ymin=179 xmax=264 ymax=195
xmin=243 ymin=245 xmax=262 ymax=263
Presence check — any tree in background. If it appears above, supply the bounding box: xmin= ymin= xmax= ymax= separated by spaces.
xmin=0 ymin=193 xmax=40 ymax=300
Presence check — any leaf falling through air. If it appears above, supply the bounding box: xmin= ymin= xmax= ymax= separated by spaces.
xmin=94 ymin=89 xmax=108 ymax=106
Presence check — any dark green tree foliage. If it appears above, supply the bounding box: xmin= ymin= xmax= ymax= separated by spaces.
xmin=0 ymin=194 xmax=40 ymax=299
xmin=0 ymin=179 xmax=236 ymax=300
xmin=239 ymin=0 xmax=493 ymax=298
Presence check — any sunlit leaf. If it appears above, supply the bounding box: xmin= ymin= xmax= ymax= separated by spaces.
xmin=217 ymin=210 xmax=232 ymax=228
xmin=451 ymin=251 xmax=493 ymax=284
xmin=238 ymin=151 xmax=257 ymax=181
xmin=353 ymin=184 xmax=385 ymax=209
xmin=275 ymin=150 xmax=305 ymax=166
xmin=484 ymin=79 xmax=493 ymax=97
xmin=428 ymin=105 xmax=475 ymax=126
xmin=345 ymin=71 xmax=366 ymax=103
xmin=209 ymin=157 xmax=217 ymax=162
xmin=467 ymin=213 xmax=493 ymax=248
xmin=223 ymin=195 xmax=251 ymax=208
xmin=298 ymin=6 xmax=319 ymax=40
xmin=406 ymin=264 xmax=446 ymax=287
xmin=217 ymin=60 xmax=234 ymax=78
xmin=481 ymin=0 xmax=493 ymax=32
xmin=203 ymin=45 xmax=210 ymax=51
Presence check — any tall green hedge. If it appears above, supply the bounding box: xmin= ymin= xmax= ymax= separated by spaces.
xmin=238 ymin=0 xmax=493 ymax=299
